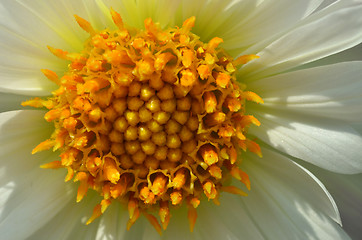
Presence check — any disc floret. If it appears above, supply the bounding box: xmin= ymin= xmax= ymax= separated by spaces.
xmin=23 ymin=9 xmax=263 ymax=233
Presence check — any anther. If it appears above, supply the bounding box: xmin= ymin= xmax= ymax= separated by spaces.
xmin=203 ymin=91 xmax=217 ymax=113
xmin=200 ymin=144 xmax=219 ymax=166
xmin=180 ymin=69 xmax=197 ymax=87
xmin=151 ymin=174 xmax=168 ymax=196
xmin=197 ymin=64 xmax=210 ymax=80
xmin=208 ymin=165 xmax=222 ymax=179
xmin=155 ymin=52 xmax=175 ymax=71
xmin=170 ymin=190 xmax=182 ymax=205
xmin=173 ymin=168 xmax=187 ymax=189
xmin=215 ymin=72 xmax=230 ymax=88
xmin=103 ymin=158 xmax=120 ymax=184
xmin=202 ymin=180 xmax=217 ymax=199
xmin=139 ymin=185 xmax=156 ymax=204
xmin=203 ymin=112 xmax=226 ymax=127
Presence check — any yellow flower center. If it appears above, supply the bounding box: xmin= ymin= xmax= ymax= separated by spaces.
xmin=23 ymin=9 xmax=263 ymax=234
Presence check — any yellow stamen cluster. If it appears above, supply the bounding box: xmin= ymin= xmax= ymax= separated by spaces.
xmin=23 ymin=9 xmax=263 ymax=234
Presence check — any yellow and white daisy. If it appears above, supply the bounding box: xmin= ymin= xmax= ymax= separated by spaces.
xmin=1 ymin=0 xmax=362 ymax=239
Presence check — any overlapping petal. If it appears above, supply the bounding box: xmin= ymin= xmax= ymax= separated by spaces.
xmin=0 ymin=0 xmax=109 ymax=95
xmin=248 ymin=62 xmax=362 ymax=122
xmin=304 ymin=165 xmax=362 ymax=240
xmin=194 ymin=148 xmax=346 ymax=239
xmin=250 ymin=106 xmax=362 ymax=174
xmin=0 ymin=110 xmax=73 ymax=239
xmin=239 ymin=0 xmax=362 ymax=81
xmin=0 ymin=92 xmax=30 ymax=113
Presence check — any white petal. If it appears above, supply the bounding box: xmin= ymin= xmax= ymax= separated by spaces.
xmin=0 ymin=92 xmax=30 ymax=113
xmin=0 ymin=110 xmax=73 ymax=239
xmin=95 ymin=202 xmax=162 ymax=240
xmin=30 ymin=191 xmax=161 ymax=239
xmin=304 ymin=165 xmax=362 ymax=240
xmin=239 ymin=0 xmax=362 ymax=81
xmin=0 ymin=0 xmax=109 ymax=96
xmin=302 ymin=43 xmax=362 ymax=68
xmin=220 ymin=0 xmax=324 ymax=56
xmin=249 ymin=106 xmax=362 ymax=174
xmin=28 ymin=191 xmax=104 ymax=240
xmin=248 ymin=62 xmax=362 ymax=122
xmin=194 ymin=148 xmax=346 ymax=239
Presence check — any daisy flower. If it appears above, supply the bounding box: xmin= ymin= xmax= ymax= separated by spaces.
xmin=1 ymin=0 xmax=362 ymax=239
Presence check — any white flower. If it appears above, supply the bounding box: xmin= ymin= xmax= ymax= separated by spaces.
xmin=1 ymin=0 xmax=362 ymax=239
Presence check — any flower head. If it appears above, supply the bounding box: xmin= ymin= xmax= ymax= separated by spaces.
xmin=23 ymin=12 xmax=264 ymax=232
xmin=1 ymin=0 xmax=362 ymax=239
